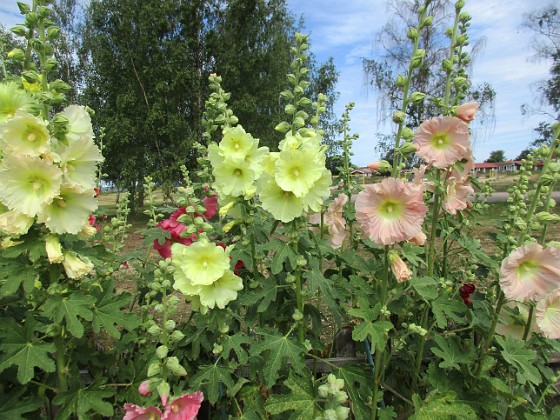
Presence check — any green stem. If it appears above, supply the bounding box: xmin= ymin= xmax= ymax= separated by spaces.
xmin=392 ymin=4 xmax=429 ymax=176
xmin=54 ymin=333 xmax=68 ymax=393
xmin=522 ymin=305 xmax=534 ymax=342
xmin=475 ymin=290 xmax=505 ymax=377
xmin=427 ymin=169 xmax=442 ymax=276
xmin=412 ymin=306 xmax=429 ymax=390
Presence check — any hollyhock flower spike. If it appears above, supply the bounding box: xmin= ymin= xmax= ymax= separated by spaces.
xmin=355 ymin=177 xmax=428 ymax=245
xmin=536 ymin=288 xmax=560 ymax=339
xmin=500 ymin=243 xmax=560 ymax=302
xmin=163 ymin=391 xmax=204 ymax=420
xmin=123 ymin=404 xmax=162 ymax=420
xmin=413 ymin=116 xmax=471 ymax=168
xmin=455 ymin=101 xmax=479 ymax=124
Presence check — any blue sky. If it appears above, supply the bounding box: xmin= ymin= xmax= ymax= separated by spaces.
xmin=287 ymin=0 xmax=555 ymax=166
xmin=1 ymin=0 xmax=555 ymax=166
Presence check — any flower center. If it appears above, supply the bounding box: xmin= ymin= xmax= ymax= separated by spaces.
xmin=234 ymin=168 xmax=242 ymax=177
xmin=55 ymin=198 xmax=66 ymax=208
xmin=27 ymin=131 xmax=37 ymax=142
xmin=202 ymin=260 xmax=208 ymax=268
xmin=172 ymin=404 xmax=179 ymax=413
xmin=292 ymin=168 xmax=300 ymax=177
xmin=32 ymin=180 xmax=42 ymax=191
xmin=379 ymin=199 xmax=402 ymax=219
xmin=234 ymin=142 xmax=240 ymax=149
xmin=431 ymin=133 xmax=449 ymax=149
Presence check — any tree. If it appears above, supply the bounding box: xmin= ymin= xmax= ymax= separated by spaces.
xmin=520 ymin=2 xmax=560 ymax=154
xmin=363 ymin=0 xmax=495 ymax=160
xmin=485 ymin=150 xmax=506 ymax=163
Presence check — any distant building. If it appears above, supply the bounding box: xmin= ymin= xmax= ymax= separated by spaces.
xmin=350 ymin=167 xmax=376 ymax=177
xmin=472 ymin=160 xmax=543 ymax=174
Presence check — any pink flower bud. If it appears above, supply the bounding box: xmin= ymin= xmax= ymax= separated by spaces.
xmin=138 ymin=380 xmax=151 ymax=396
xmin=389 ymin=252 xmax=412 ymax=283
xmin=456 ymin=101 xmax=479 ymax=124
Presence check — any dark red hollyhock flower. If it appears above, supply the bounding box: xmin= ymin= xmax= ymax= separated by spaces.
xmin=459 ymin=283 xmax=476 ymax=306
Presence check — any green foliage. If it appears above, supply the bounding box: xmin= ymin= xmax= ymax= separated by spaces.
xmin=265 ymin=372 xmax=317 ymax=419
xmin=52 ymin=382 xmax=115 ymax=419
xmin=189 ymin=363 xmax=235 ymax=405
xmin=0 ymin=386 xmax=43 ymax=420
xmin=496 ymin=336 xmax=542 ymax=386
xmin=430 ymin=335 xmax=474 ymax=370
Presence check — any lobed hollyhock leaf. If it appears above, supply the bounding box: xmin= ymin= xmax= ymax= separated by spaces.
xmin=265 ymin=371 xmax=317 ymax=418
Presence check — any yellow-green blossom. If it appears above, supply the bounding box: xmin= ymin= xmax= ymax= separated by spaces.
xmin=275 ymin=148 xmax=324 ymax=197
xmin=171 ymin=239 xmax=230 ymax=286
xmin=197 ymin=270 xmax=243 ymax=310
xmin=0 ymin=110 xmax=50 ymax=157
xmin=0 ymin=82 xmax=34 ymax=122
xmin=57 ymin=137 xmax=103 ymax=191
xmin=37 ymin=186 xmax=97 ymax=234
xmin=45 ymin=234 xmax=64 ymax=263
xmin=62 ymin=251 xmax=94 ymax=279
xmin=0 ymin=209 xmax=34 ymax=236
xmin=258 ymin=177 xmax=304 ymax=223
xmin=0 ymin=155 xmax=62 ymax=217
xmin=61 ymin=105 xmax=94 ymax=143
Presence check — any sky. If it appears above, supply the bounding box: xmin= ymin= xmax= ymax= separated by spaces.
xmin=286 ymin=0 xmax=556 ymax=166
xmin=0 ymin=0 xmax=555 ymax=166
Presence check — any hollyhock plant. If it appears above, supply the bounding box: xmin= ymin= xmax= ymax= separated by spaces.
xmin=413 ymin=116 xmax=471 ymax=168
xmin=0 ymin=155 xmax=62 ymax=217
xmin=57 ymin=137 xmax=104 ymax=191
xmin=355 ymin=177 xmax=428 ymax=245
xmin=258 ymin=177 xmax=304 ymax=223
xmin=500 ymin=243 xmax=560 ymax=302
xmin=196 ymin=269 xmax=243 ymax=310
xmin=535 ymin=288 xmax=560 ymax=339
xmin=275 ymin=148 xmax=324 ymax=197
xmin=455 ymin=101 xmax=479 ymax=124
xmin=163 ymin=391 xmax=204 ymax=420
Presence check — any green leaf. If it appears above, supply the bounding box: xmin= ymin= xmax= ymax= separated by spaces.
xmin=496 ymin=336 xmax=541 ymax=385
xmin=0 ymin=387 xmax=43 ymax=419
xmin=430 ymin=335 xmax=474 ymax=370
xmin=265 ymin=371 xmax=316 ymax=419
xmin=0 ymin=319 xmax=55 ymax=384
xmin=305 ymin=268 xmax=344 ymax=325
xmin=252 ymin=330 xmax=307 ymax=387
xmin=42 ymin=293 xmax=95 ymax=338
xmin=351 ymin=320 xmax=393 ymax=351
xmin=336 ymin=365 xmax=372 ymax=419
xmin=189 ymin=363 xmax=235 ymax=404
xmin=91 ymin=281 xmax=140 ymax=339
xmin=222 ymin=332 xmax=251 ymax=365
xmin=53 ymin=382 xmax=114 ymax=419
xmin=411 ymin=277 xmax=438 ymax=301
xmin=432 ymin=295 xmax=467 ymax=328
xmin=268 ymin=239 xmax=298 ymax=275
xmin=410 ymin=391 xmax=477 ymax=419
xmin=0 ymin=259 xmax=37 ymax=296
xmin=236 ymin=276 xmax=277 ymax=313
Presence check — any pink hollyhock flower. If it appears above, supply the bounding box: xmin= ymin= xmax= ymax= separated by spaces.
xmin=355 ymin=177 xmax=428 ymax=245
xmin=413 ymin=116 xmax=471 ymax=169
xmin=88 ymin=214 xmax=101 ymax=232
xmin=389 ymin=252 xmax=412 ymax=283
xmin=456 ymin=101 xmax=479 ymax=124
xmin=162 ymin=391 xmax=204 ymax=420
xmin=459 ymin=283 xmax=476 ymax=306
xmin=442 ymin=177 xmax=474 ymax=215
xmin=123 ymin=404 xmax=162 ymax=420
xmin=153 ymin=208 xmax=198 ymax=258
xmin=449 ymin=152 xmax=474 ymax=182
xmin=138 ymin=380 xmax=151 ymax=396
xmin=202 ymin=195 xmax=218 ymax=220
xmin=324 ymin=194 xmax=348 ymax=249
xmin=93 ymin=187 xmax=100 ymax=198
xmin=367 ymin=161 xmax=381 ymax=171
xmin=536 ymin=288 xmax=560 ymax=339
xmin=500 ymin=244 xmax=560 ymax=302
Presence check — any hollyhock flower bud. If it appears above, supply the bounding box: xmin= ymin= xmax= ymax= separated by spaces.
xmin=138 ymin=381 xmax=151 ymax=396
xmin=392 ymin=111 xmax=406 ymax=124
xmin=455 ymin=102 xmax=479 ymax=124
xmin=62 ymin=251 xmax=94 ymax=279
xmin=45 ymin=235 xmax=64 ymax=264
xmin=389 ymin=252 xmax=412 ymax=283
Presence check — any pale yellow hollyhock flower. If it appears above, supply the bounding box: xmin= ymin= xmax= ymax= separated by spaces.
xmin=45 ymin=235 xmax=64 ymax=264
xmin=57 ymin=137 xmax=103 ymax=191
xmin=0 ymin=82 xmax=34 ymax=122
xmin=61 ymin=105 xmax=94 ymax=142
xmin=62 ymin=251 xmax=94 ymax=279
xmin=0 ymin=110 xmax=50 ymax=157
xmin=0 ymin=155 xmax=62 ymax=217
xmin=37 ymin=185 xmax=97 ymax=234
xmin=0 ymin=209 xmax=34 ymax=236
